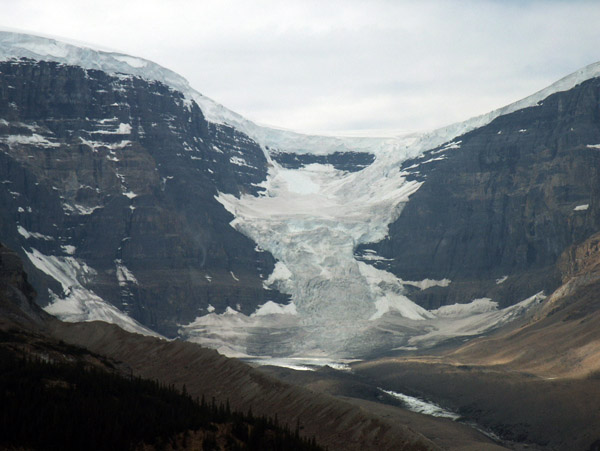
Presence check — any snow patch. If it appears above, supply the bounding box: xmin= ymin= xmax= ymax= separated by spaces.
xmin=496 ymin=275 xmax=508 ymax=285
xmin=263 ymin=261 xmax=292 ymax=290
xmin=245 ymin=357 xmax=355 ymax=372
xmin=79 ymin=137 xmax=131 ymax=152
xmin=116 ymin=123 xmax=132 ymax=134
xmin=61 ymin=245 xmax=76 ymax=255
xmin=357 ymin=250 xmax=392 ymax=262
xmin=574 ymin=204 xmax=589 ymax=211
xmin=401 ymin=278 xmax=451 ymax=290
xmin=432 ymin=298 xmax=498 ymax=318
xmin=420 ymin=155 xmax=447 ymax=165
xmin=115 ymin=259 xmax=138 ymax=286
xmin=93 ymin=122 xmax=131 ymax=135
xmin=2 ymin=133 xmax=59 ymax=148
xmin=408 ymin=292 xmax=546 ymax=348
xmin=252 ymin=301 xmax=297 ymax=316
xmin=24 ymin=247 xmax=94 ymax=295
xmin=24 ymin=247 xmax=156 ymax=337
xmin=17 ymin=225 xmax=54 ymax=241
xmin=229 ymin=156 xmax=254 ymax=168
xmin=358 ymin=262 xmax=434 ymax=321
xmin=179 ymin=306 xmax=301 ymax=357
xmin=437 ymin=140 xmax=461 ymax=152
xmin=62 ymin=203 xmax=102 ymax=215
xmin=380 ymin=388 xmax=460 ymax=420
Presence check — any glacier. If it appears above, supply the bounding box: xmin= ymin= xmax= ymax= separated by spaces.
xmin=207 ymin=157 xmax=430 ymax=355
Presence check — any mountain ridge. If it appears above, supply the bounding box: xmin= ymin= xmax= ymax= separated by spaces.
xmin=3 ymin=30 xmax=600 ymax=157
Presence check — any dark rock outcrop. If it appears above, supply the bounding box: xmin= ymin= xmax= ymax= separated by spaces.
xmin=0 ymin=59 xmax=285 ymax=336
xmin=271 ymin=149 xmax=375 ymax=172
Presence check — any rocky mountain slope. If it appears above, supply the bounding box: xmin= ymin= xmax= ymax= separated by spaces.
xmin=0 ymin=49 xmax=288 ymax=338
xmin=363 ymin=75 xmax=600 ymax=310
xmin=439 ymin=230 xmax=600 ymax=378
xmin=347 ymin=231 xmax=600 ymax=450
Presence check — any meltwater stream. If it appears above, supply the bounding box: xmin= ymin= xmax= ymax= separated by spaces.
xmin=381 ymin=387 xmax=504 ymax=444
xmin=379 ymin=388 xmax=460 ymax=420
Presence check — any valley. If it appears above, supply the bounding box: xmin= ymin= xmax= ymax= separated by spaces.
xmin=1 ymin=30 xmax=600 ymax=450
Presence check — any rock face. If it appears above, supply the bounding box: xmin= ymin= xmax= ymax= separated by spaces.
xmin=270 ymin=150 xmax=375 ymax=172
xmin=360 ymin=76 xmax=600 ymax=309
xmin=0 ymin=58 xmax=286 ymax=336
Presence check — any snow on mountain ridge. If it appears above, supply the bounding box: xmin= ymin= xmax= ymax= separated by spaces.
xmin=3 ymin=31 xmax=600 ymax=158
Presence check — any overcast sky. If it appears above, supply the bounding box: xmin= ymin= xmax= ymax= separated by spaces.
xmin=2 ymin=0 xmax=600 ymax=136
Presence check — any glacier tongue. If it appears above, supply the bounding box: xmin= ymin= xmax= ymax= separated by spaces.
xmin=199 ymin=129 xmax=548 ymax=358
xmin=210 ymin=137 xmax=433 ymax=355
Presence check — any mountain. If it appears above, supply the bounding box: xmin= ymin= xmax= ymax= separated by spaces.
xmin=2 ymin=31 xmax=600 ymax=361
xmin=0 ymin=32 xmax=293 ymax=340
xmin=3 ymin=30 xmax=600 ymax=450
xmin=364 ymin=74 xmax=600 ymax=310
